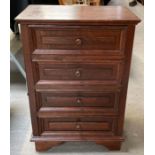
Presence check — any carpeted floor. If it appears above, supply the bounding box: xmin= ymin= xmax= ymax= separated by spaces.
xmin=10 ymin=0 xmax=144 ymax=155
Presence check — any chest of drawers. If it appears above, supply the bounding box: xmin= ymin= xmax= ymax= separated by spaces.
xmin=16 ymin=5 xmax=140 ymax=151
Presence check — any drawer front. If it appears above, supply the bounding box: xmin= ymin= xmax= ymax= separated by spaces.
xmin=37 ymin=62 xmax=124 ymax=82
xmin=42 ymin=117 xmax=116 ymax=132
xmin=31 ymin=25 xmax=127 ymax=51
xmin=40 ymin=91 xmax=119 ymax=108
xmin=48 ymin=122 xmax=110 ymax=131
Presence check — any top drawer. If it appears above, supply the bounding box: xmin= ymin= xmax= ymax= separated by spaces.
xmin=30 ymin=25 xmax=127 ymax=51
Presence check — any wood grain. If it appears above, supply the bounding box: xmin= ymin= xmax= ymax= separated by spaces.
xmin=41 ymin=91 xmax=118 ymax=108
xmin=30 ymin=25 xmax=127 ymax=50
xmin=15 ymin=5 xmax=140 ymax=24
xmin=16 ymin=5 xmax=140 ymax=151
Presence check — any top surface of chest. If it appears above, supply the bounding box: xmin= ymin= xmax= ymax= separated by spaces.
xmin=16 ymin=5 xmax=140 ymax=25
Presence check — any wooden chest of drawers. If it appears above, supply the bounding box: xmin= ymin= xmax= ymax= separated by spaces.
xmin=16 ymin=5 xmax=140 ymax=151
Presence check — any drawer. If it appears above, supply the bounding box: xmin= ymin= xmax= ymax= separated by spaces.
xmin=37 ymin=62 xmax=124 ymax=82
xmin=42 ymin=117 xmax=117 ymax=132
xmin=48 ymin=122 xmax=110 ymax=131
xmin=40 ymin=91 xmax=119 ymax=108
xmin=30 ymin=25 xmax=127 ymax=51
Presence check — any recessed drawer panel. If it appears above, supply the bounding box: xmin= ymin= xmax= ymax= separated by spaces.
xmin=30 ymin=25 xmax=127 ymax=51
xmin=38 ymin=62 xmax=124 ymax=83
xmin=40 ymin=91 xmax=119 ymax=108
xmin=42 ymin=117 xmax=117 ymax=132
xmin=48 ymin=122 xmax=110 ymax=131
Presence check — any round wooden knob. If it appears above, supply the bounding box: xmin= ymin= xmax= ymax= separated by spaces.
xmin=76 ymin=124 xmax=81 ymax=129
xmin=75 ymin=38 xmax=82 ymax=46
xmin=75 ymin=69 xmax=81 ymax=78
xmin=76 ymin=98 xmax=82 ymax=104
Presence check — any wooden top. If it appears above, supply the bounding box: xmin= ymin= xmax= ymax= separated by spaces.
xmin=16 ymin=5 xmax=140 ymax=24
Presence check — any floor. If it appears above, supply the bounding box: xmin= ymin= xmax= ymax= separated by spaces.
xmin=10 ymin=0 xmax=144 ymax=155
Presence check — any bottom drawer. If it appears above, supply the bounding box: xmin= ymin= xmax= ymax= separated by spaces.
xmin=41 ymin=117 xmax=117 ymax=133
xmin=48 ymin=122 xmax=110 ymax=131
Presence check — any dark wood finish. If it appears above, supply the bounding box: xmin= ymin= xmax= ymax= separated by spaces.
xmin=40 ymin=91 xmax=119 ymax=108
xmin=32 ymin=134 xmax=124 ymax=142
xmin=32 ymin=49 xmax=126 ymax=59
xmin=37 ymin=62 xmax=124 ymax=82
xmin=47 ymin=122 xmax=111 ymax=131
xmin=37 ymin=107 xmax=118 ymax=118
xmin=15 ymin=5 xmax=140 ymax=24
xmin=42 ymin=117 xmax=117 ymax=132
xmin=30 ymin=25 xmax=127 ymax=50
xmin=96 ymin=141 xmax=121 ymax=150
xmin=35 ymin=80 xmax=122 ymax=92
xmin=16 ymin=5 xmax=140 ymax=152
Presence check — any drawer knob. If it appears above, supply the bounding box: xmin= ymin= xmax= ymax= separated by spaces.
xmin=75 ymin=69 xmax=81 ymax=78
xmin=76 ymin=124 xmax=81 ymax=129
xmin=76 ymin=98 xmax=82 ymax=104
xmin=75 ymin=38 xmax=82 ymax=46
